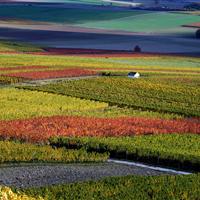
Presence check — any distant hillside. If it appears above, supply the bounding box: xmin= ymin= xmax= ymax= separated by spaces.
xmin=185 ymin=3 xmax=200 ymax=10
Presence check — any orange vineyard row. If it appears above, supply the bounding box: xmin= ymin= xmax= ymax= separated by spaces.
xmin=0 ymin=116 xmax=199 ymax=142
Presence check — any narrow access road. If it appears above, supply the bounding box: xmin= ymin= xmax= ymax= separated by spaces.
xmin=15 ymin=75 xmax=100 ymax=86
xmin=0 ymin=162 xmax=177 ymax=189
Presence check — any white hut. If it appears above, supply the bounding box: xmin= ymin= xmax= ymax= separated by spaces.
xmin=128 ymin=72 xmax=140 ymax=78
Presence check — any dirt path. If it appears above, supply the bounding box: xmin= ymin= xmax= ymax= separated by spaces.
xmin=16 ymin=75 xmax=100 ymax=86
xmin=0 ymin=162 xmax=176 ymax=189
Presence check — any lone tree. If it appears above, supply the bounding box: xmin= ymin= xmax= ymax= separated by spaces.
xmin=196 ymin=29 xmax=200 ymax=39
xmin=134 ymin=45 xmax=141 ymax=53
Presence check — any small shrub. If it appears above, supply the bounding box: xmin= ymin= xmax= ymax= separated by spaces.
xmin=101 ymin=72 xmax=111 ymax=76
xmin=0 ymin=186 xmax=43 ymax=200
xmin=134 ymin=45 xmax=141 ymax=52
xmin=196 ymin=29 xmax=200 ymax=39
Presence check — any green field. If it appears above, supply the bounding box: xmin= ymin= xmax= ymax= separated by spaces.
xmin=0 ymin=5 xmax=200 ymax=33
xmin=1 ymin=53 xmax=200 ymax=119
xmin=0 ymin=5 xmax=140 ymax=24
xmin=42 ymin=0 xmax=103 ymax=4
xmin=0 ymin=88 xmax=108 ymax=120
xmin=50 ymin=134 xmax=200 ymax=169
xmin=16 ymin=174 xmax=200 ymax=200
xmin=23 ymin=76 xmax=200 ymax=116
xmin=0 ymin=40 xmax=42 ymax=52
xmin=0 ymin=140 xmax=108 ymax=163
xmin=81 ymin=11 xmax=200 ymax=33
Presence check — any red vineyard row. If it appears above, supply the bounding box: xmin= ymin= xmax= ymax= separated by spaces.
xmin=6 ymin=68 xmax=97 ymax=80
xmin=0 ymin=116 xmax=199 ymax=142
xmin=0 ymin=66 xmax=49 ymax=71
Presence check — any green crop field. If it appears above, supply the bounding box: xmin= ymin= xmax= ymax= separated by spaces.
xmin=17 ymin=174 xmax=200 ymax=200
xmin=50 ymin=134 xmax=200 ymax=169
xmin=0 ymin=88 xmax=109 ymax=120
xmin=24 ymin=76 xmax=200 ymax=116
xmin=0 ymin=140 xmax=108 ymax=163
xmin=1 ymin=87 xmax=173 ymax=120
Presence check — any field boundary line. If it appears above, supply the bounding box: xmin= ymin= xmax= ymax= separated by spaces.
xmin=108 ymin=159 xmax=192 ymax=175
xmin=81 ymin=11 xmax=164 ymax=24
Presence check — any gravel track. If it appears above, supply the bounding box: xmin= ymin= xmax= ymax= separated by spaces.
xmin=17 ymin=75 xmax=99 ymax=86
xmin=0 ymin=162 xmax=174 ymax=188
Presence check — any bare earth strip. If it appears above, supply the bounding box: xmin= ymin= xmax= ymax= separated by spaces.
xmin=0 ymin=162 xmax=174 ymax=189
xmin=16 ymin=75 xmax=100 ymax=86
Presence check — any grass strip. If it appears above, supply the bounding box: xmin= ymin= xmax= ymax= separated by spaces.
xmin=0 ymin=141 xmax=108 ymax=164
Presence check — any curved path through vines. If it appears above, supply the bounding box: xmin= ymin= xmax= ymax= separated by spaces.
xmin=0 ymin=162 xmax=177 ymax=189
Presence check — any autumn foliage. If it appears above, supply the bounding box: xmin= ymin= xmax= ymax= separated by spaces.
xmin=0 ymin=66 xmax=49 ymax=71
xmin=6 ymin=68 xmax=97 ymax=80
xmin=0 ymin=116 xmax=199 ymax=142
